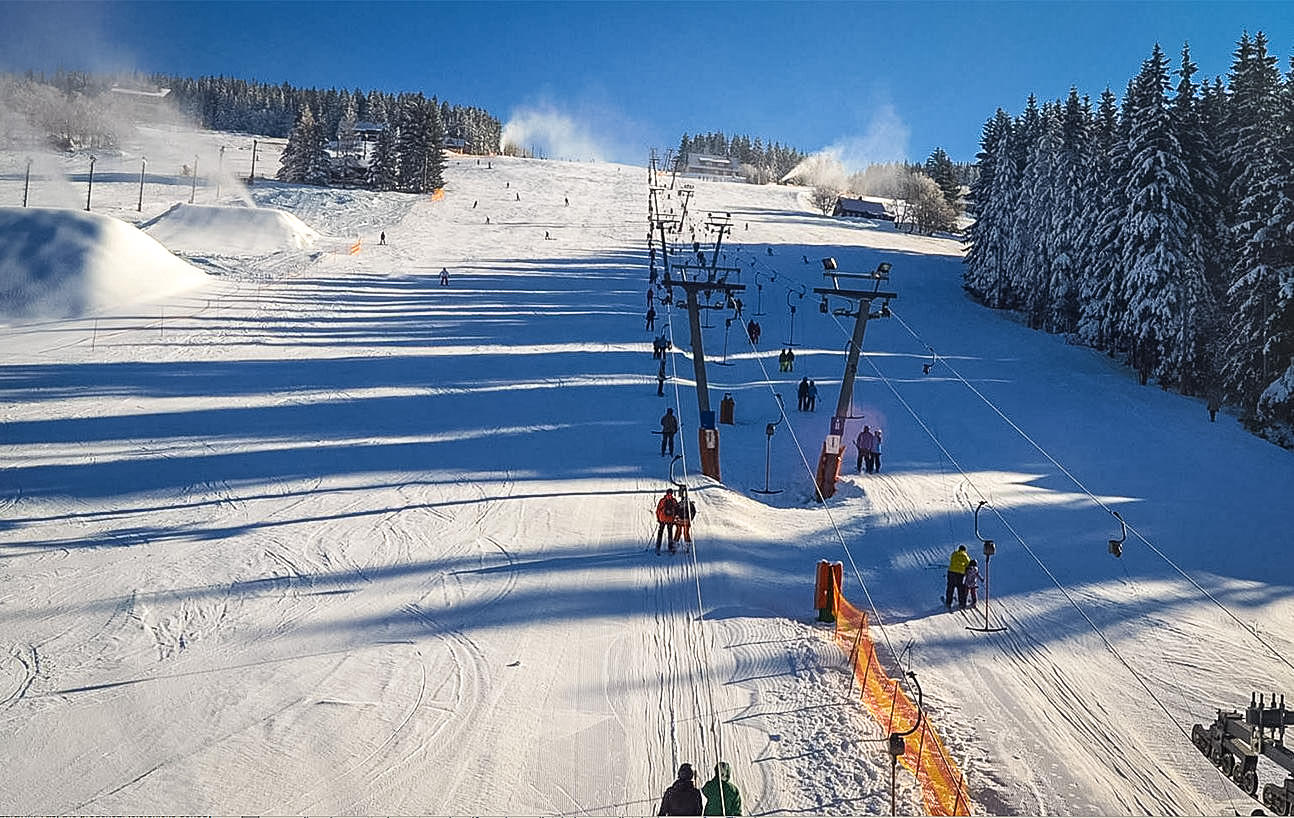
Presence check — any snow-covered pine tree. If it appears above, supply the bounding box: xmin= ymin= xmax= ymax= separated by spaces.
xmin=277 ymin=104 xmax=328 ymax=185
xmin=367 ymin=122 xmax=396 ymax=191
xmin=1000 ymin=95 xmax=1042 ymax=312
xmin=1171 ymin=43 xmax=1226 ymax=395
xmin=1020 ymin=102 xmax=1062 ymax=329
xmin=1222 ymin=32 xmax=1288 ymax=408
xmin=424 ymin=98 xmax=447 ymax=191
xmin=1118 ymin=44 xmax=1196 ymax=386
xmin=393 ymin=94 xmax=428 ymax=193
xmin=924 ymin=147 xmax=962 ymax=213
xmin=1045 ymin=89 xmax=1091 ymax=334
xmin=963 ymin=109 xmax=1013 ymax=304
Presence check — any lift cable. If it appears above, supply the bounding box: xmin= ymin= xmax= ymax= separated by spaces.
xmin=884 ymin=308 xmax=1294 ymax=676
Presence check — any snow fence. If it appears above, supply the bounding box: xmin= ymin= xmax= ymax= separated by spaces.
xmin=834 ymin=581 xmax=970 ymax=816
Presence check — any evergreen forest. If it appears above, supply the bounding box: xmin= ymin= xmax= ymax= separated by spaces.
xmin=964 ymin=33 xmax=1294 ymax=444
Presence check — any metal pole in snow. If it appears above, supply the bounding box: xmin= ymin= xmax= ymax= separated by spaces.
xmin=137 ymin=157 xmax=146 ymax=212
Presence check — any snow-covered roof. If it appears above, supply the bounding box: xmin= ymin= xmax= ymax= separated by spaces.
xmin=834 ymin=196 xmax=888 ymax=217
xmin=109 ymin=85 xmax=172 ymax=99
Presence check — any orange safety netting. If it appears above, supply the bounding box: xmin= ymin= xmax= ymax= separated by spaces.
xmin=834 ymin=584 xmax=970 ymax=816
xmin=348 ymin=239 xmax=361 ymax=255
xmin=430 ymin=188 xmax=445 ymax=201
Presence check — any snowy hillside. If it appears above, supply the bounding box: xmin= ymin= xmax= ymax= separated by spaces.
xmin=0 ymin=135 xmax=1292 ymax=816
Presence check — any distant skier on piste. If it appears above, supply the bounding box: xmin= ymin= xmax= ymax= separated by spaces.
xmin=658 ymin=763 xmax=703 ymax=815
xmin=440 ymin=267 xmax=450 ymax=286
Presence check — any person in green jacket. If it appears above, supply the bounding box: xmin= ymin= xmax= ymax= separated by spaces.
xmin=701 ymin=761 xmax=742 ymax=816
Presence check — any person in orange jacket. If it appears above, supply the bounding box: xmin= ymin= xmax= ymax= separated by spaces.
xmin=654 ymin=489 xmax=678 ymax=554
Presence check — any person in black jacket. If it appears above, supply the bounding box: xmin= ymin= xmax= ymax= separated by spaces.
xmin=660 ymin=408 xmax=678 ymax=456
xmin=659 ymin=763 xmax=703 ymax=815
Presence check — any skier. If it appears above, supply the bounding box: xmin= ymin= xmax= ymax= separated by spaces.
xmin=660 ymin=407 xmax=678 ymax=456
xmin=872 ymin=428 xmax=882 ymax=472
xmin=672 ymin=494 xmax=696 ymax=551
xmin=657 ymin=357 xmax=667 ymax=397
xmin=855 ymin=426 xmax=875 ymax=473
xmin=701 ymin=762 xmax=743 ymax=816
xmin=963 ymin=559 xmax=981 ymax=607
xmin=806 ymin=379 xmax=818 ymax=412
xmin=797 ymin=377 xmax=809 ymax=410
xmin=440 ymin=267 xmax=450 ymax=286
xmin=766 ymin=247 xmax=773 ymax=256
xmin=647 ymin=286 xmax=655 ymax=307
xmin=516 ymin=192 xmax=520 ymax=201
xmin=654 ymin=489 xmax=679 ymax=553
xmin=785 ymin=347 xmax=795 ymax=371
xmin=733 ymin=297 xmax=743 ymax=318
xmin=379 ymin=231 xmax=386 ymax=245
xmin=658 ymin=763 xmax=703 ymax=815
xmin=646 ymin=306 xmax=657 ymax=331
xmin=1208 ymin=394 xmax=1221 ymax=422
xmin=945 ymin=545 xmax=970 ymax=609
xmin=565 ymin=196 xmax=569 ymax=206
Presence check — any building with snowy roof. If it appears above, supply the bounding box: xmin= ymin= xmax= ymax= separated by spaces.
xmin=681 ymin=153 xmax=743 ymax=182
xmin=832 ymin=196 xmax=892 ymax=221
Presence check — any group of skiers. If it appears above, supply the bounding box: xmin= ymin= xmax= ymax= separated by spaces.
xmin=777 ymin=348 xmax=795 ymax=371
xmin=943 ymin=544 xmax=981 ymax=609
xmin=853 ymin=425 xmax=882 ymax=473
xmin=653 ymin=487 xmax=697 ymax=553
xmin=658 ymin=762 xmax=742 ymax=815
xmin=796 ymin=377 xmax=818 ymax=412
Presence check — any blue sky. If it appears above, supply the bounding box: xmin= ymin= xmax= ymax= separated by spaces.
xmin=4 ymin=1 xmax=1294 ymax=166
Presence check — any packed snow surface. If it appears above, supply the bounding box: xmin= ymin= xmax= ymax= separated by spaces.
xmin=0 ymin=206 xmax=209 ymax=323
xmin=0 ymin=133 xmax=1292 ymax=816
xmin=143 ymin=202 xmax=321 ymax=254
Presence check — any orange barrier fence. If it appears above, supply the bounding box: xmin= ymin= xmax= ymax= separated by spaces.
xmin=348 ymin=239 xmax=361 ymax=255
xmin=832 ymin=579 xmax=971 ymax=816
xmin=430 ymin=188 xmax=445 ymax=201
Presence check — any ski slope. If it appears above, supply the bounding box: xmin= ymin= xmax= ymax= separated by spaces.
xmin=1 ymin=133 xmax=1292 ymax=816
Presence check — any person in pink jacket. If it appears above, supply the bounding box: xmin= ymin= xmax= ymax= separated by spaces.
xmin=963 ymin=559 xmax=981 ymax=607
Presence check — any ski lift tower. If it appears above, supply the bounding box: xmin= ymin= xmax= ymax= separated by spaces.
xmin=662 ymin=265 xmax=745 ymax=482
xmin=812 ymin=261 xmax=897 ymax=500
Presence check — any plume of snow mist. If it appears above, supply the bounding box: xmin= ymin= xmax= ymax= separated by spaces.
xmin=781 ymin=103 xmax=912 ymax=187
xmin=501 ymin=105 xmax=607 ymax=161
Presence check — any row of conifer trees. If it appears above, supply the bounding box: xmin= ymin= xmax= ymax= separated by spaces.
xmin=964 ymin=33 xmax=1294 ymax=441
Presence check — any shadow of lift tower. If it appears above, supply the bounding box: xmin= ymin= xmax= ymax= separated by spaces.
xmin=813 ymin=260 xmax=897 ymax=500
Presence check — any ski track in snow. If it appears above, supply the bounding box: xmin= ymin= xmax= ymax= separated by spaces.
xmin=2 ymin=138 xmax=1292 ymax=815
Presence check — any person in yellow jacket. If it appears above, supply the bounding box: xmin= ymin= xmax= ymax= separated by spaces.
xmin=945 ymin=544 xmax=970 ymax=609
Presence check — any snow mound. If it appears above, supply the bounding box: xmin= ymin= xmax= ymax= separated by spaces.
xmin=144 ymin=202 xmax=321 ymax=254
xmin=0 ymin=207 xmax=209 ymax=322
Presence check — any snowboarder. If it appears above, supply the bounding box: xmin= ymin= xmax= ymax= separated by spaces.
xmin=855 ymin=426 xmax=875 ymax=473
xmin=806 ymin=379 xmax=818 ymax=412
xmin=963 ymin=559 xmax=981 ymax=607
xmin=701 ymin=762 xmax=742 ymax=816
xmin=657 ymin=357 xmax=667 ymax=397
xmin=797 ymin=377 xmax=810 ymax=410
xmin=379 ymin=231 xmax=386 ymax=245
xmin=654 ymin=489 xmax=679 ymax=553
xmin=660 ymin=407 xmax=678 ymax=456
xmin=439 ymin=267 xmax=450 ymax=286
xmin=672 ymin=494 xmax=696 ymax=550
xmin=646 ymin=306 xmax=657 ymax=331
xmin=659 ymin=763 xmax=703 ymax=815
xmin=945 ymin=545 xmax=970 ymax=609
